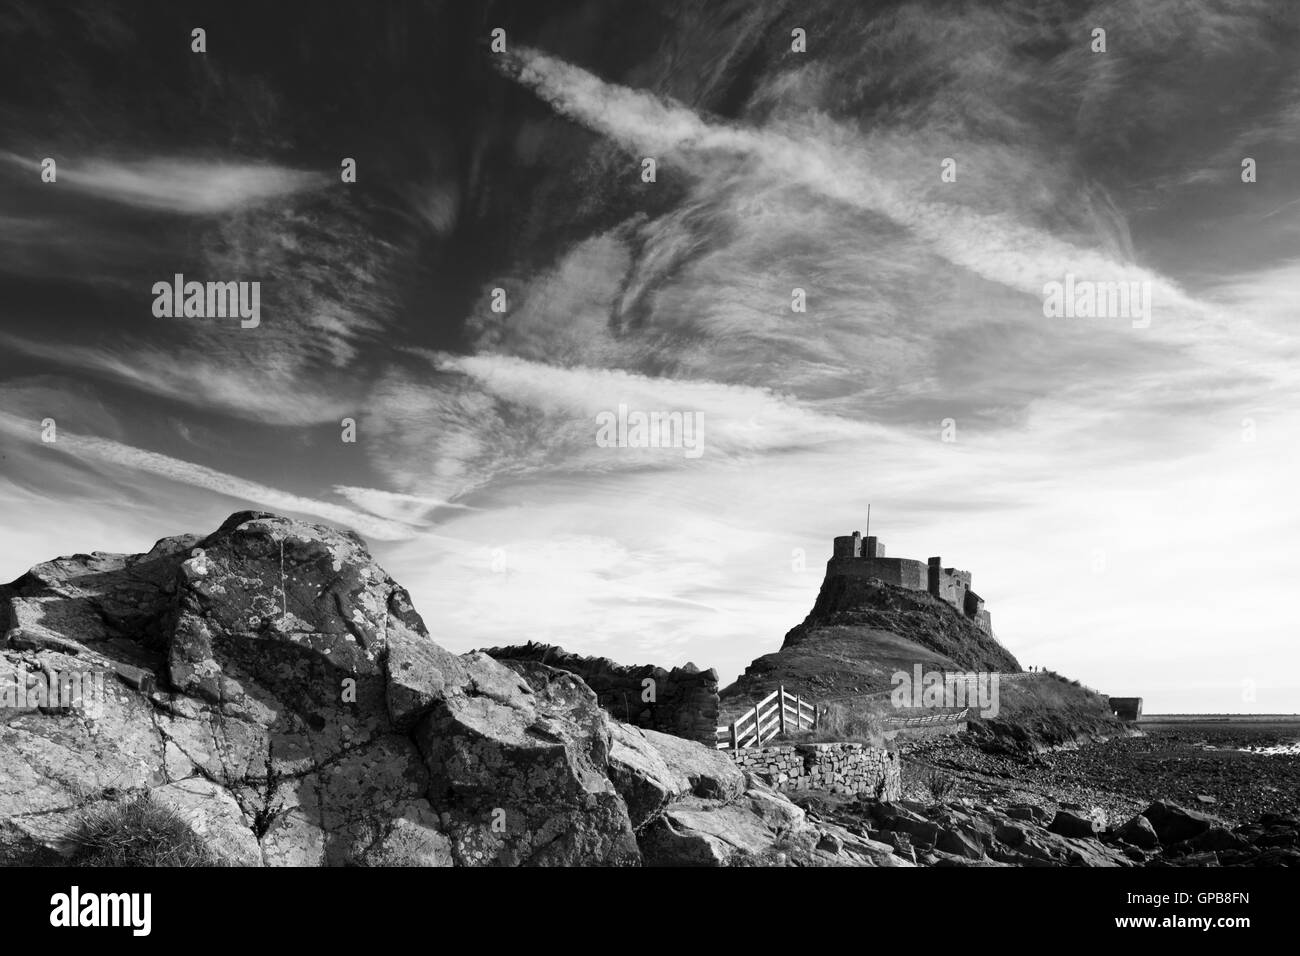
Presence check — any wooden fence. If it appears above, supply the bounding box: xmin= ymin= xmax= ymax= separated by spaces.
xmin=715 ymin=685 xmax=817 ymax=751
xmin=883 ymin=708 xmax=969 ymax=728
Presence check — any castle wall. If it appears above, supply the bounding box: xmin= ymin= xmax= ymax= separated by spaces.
xmin=925 ymin=557 xmax=972 ymax=611
xmin=830 ymin=556 xmax=927 ymax=590
xmin=947 ymin=569 xmax=971 ymax=611
xmin=937 ymin=577 xmax=957 ymax=605
xmin=837 ymin=535 xmax=989 ymax=630
xmin=941 ymin=567 xmax=972 ymax=606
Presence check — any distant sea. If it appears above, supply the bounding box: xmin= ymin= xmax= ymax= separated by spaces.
xmin=1139 ymin=715 xmax=1300 ymax=755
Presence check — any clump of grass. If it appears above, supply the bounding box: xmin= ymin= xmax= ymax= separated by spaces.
xmin=902 ymin=763 xmax=959 ymax=803
xmin=923 ymin=767 xmax=958 ymax=802
xmin=66 ymin=794 xmax=223 ymax=867
xmin=964 ymin=671 xmax=1124 ymax=751
xmin=1040 ymin=669 xmax=1086 ymax=690
xmin=780 ymin=700 xmax=888 ymax=747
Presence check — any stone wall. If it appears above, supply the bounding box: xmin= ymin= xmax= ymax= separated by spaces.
xmin=832 ymin=536 xmax=995 ymax=634
xmin=828 ymin=555 xmax=928 ymax=590
xmin=730 ymin=743 xmax=901 ymax=800
xmin=483 ymin=642 xmax=720 ymax=744
xmin=927 ymin=559 xmax=972 ymax=609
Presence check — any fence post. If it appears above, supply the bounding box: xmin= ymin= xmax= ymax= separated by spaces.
xmin=752 ymin=702 xmax=761 ymax=746
xmin=778 ymin=685 xmax=786 ymax=736
xmin=795 ymin=693 xmax=802 ymax=730
xmin=730 ymin=720 xmax=738 ymax=752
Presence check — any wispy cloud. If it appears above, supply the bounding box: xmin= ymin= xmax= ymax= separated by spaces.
xmin=0 ymin=411 xmax=419 ymax=541
xmin=1 ymin=152 xmax=326 ymax=214
xmin=0 ymin=334 xmax=358 ymax=425
xmin=358 ymin=350 xmax=881 ymax=504
xmin=501 ymin=46 xmax=1203 ymax=315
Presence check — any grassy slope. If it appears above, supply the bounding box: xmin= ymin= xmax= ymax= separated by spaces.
xmin=722 ymin=574 xmax=1020 ymax=711
xmin=966 ymin=672 xmax=1129 ymax=752
xmin=719 ymin=570 xmax=1127 ymax=751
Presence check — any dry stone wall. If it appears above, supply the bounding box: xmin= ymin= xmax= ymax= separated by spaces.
xmin=731 ymin=743 xmax=901 ymax=800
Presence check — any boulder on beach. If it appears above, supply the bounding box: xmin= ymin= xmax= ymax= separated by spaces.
xmin=1140 ymin=801 xmax=1216 ymax=846
xmin=0 ymin=511 xmax=855 ymax=867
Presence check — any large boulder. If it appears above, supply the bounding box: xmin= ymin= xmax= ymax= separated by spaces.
xmin=867 ymin=801 xmax=943 ymax=847
xmin=606 ymin=723 xmax=744 ymax=831
xmin=1049 ymin=807 xmax=1105 ymax=839
xmin=416 ymin=658 xmax=639 ymax=866
xmin=936 ymin=825 xmax=986 ymax=860
xmin=0 ymin=511 xmax=850 ymax=867
xmin=2 ymin=513 xmax=641 ymax=865
xmin=638 ymin=780 xmax=905 ymax=867
xmin=1116 ymin=813 xmax=1160 ymax=850
xmin=1179 ymin=827 xmax=1251 ymax=855
xmin=639 ymin=790 xmax=801 ymax=866
xmin=1141 ymin=801 xmax=1217 ymax=846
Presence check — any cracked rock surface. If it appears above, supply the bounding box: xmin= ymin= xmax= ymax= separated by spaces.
xmin=1 ymin=511 xmax=856 ymax=866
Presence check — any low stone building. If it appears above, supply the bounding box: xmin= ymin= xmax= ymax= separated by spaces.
xmin=1108 ymin=697 xmax=1143 ymax=721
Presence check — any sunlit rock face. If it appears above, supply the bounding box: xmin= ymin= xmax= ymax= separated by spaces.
xmin=2 ymin=512 xmax=846 ymax=867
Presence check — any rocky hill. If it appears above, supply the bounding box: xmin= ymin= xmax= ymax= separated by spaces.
xmin=724 ymin=568 xmax=1022 ymax=705
xmin=0 ymin=511 xmax=902 ymax=867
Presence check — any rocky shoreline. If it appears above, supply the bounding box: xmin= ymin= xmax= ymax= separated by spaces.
xmin=778 ymin=724 xmax=1300 ymax=866
xmin=906 ymin=723 xmax=1300 ymax=825
xmin=792 ymin=791 xmax=1300 ymax=867
xmin=3 ymin=511 xmax=1294 ymax=868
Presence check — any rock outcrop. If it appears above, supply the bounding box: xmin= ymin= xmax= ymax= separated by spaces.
xmin=640 ymin=781 xmax=907 ymax=867
xmin=724 ymin=575 xmax=1019 ymax=704
xmin=483 ymin=642 xmax=721 ymax=745
xmin=720 ymin=568 xmax=1125 ymax=755
xmin=839 ymin=798 xmax=1136 ymax=866
xmin=0 ymin=511 xmax=885 ymax=867
xmin=793 ymin=796 xmax=1299 ymax=867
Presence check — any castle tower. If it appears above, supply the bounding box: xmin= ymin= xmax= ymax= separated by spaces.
xmin=832 ymin=532 xmax=863 ymax=558
xmin=865 ymin=536 xmax=884 ymax=558
xmin=927 ymin=556 xmax=942 ymax=599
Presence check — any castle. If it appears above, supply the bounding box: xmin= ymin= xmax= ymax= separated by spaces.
xmin=830 ymin=530 xmax=994 ymax=634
